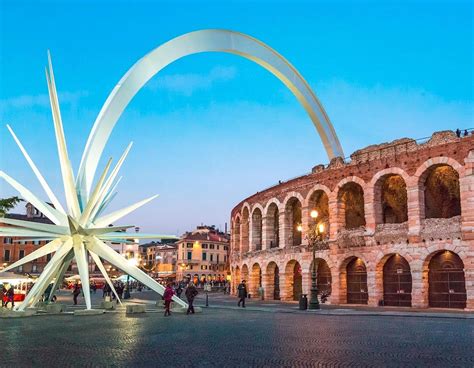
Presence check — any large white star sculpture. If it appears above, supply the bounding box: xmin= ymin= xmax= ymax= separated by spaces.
xmin=0 ymin=54 xmax=187 ymax=311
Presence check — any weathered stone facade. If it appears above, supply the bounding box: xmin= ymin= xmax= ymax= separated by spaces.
xmin=230 ymin=131 xmax=474 ymax=310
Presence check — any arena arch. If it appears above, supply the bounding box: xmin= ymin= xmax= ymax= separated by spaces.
xmin=420 ymin=165 xmax=461 ymax=219
xmin=337 ymin=180 xmax=366 ymax=230
xmin=339 ymin=256 xmax=368 ymax=304
xmin=426 ymin=250 xmax=466 ymax=309
xmin=284 ymin=197 xmax=303 ymax=247
xmin=264 ymin=202 xmax=280 ymax=249
xmin=251 ymin=207 xmax=263 ymax=251
xmin=374 ymin=174 xmax=408 ymax=224
xmin=264 ymin=261 xmax=280 ymax=300
xmin=284 ymin=259 xmax=303 ymax=301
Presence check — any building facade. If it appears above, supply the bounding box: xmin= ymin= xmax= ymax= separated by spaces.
xmin=229 ymin=131 xmax=474 ymax=310
xmin=0 ymin=203 xmax=54 ymax=274
xmin=139 ymin=241 xmax=177 ymax=279
xmin=176 ymin=225 xmax=230 ymax=284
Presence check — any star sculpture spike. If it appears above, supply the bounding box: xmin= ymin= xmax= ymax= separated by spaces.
xmin=0 ymin=54 xmax=187 ymax=311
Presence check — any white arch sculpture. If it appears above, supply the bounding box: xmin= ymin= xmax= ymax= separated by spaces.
xmin=76 ymin=29 xmax=344 ymax=202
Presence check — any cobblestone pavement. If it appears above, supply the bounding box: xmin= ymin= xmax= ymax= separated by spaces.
xmin=1 ymin=303 xmax=473 ymax=368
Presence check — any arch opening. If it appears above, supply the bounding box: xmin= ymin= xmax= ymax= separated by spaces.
xmin=338 ymin=182 xmax=366 ymax=230
xmin=423 ymin=165 xmax=461 ymax=219
xmin=383 ymin=254 xmax=412 ymax=307
xmin=346 ymin=257 xmax=368 ymax=304
xmin=308 ymin=258 xmax=332 ymax=297
xmin=376 ymin=175 xmax=408 ymax=224
xmin=284 ymin=260 xmax=302 ymax=301
xmin=265 ymin=203 xmax=280 ymax=248
xmin=264 ymin=262 xmax=280 ymax=300
xmin=250 ymin=263 xmax=262 ymax=297
xmin=308 ymin=190 xmax=330 ymax=233
xmin=251 ymin=208 xmax=263 ymax=251
xmin=428 ymin=250 xmax=466 ymax=309
xmin=285 ymin=198 xmax=302 ymax=246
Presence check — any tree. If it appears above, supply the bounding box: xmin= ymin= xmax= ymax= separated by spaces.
xmin=0 ymin=196 xmax=22 ymax=217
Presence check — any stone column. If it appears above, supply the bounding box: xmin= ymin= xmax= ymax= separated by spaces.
xmin=465 ymin=261 xmax=474 ymax=311
xmin=279 ymin=209 xmax=287 ymax=249
xmin=328 ymin=193 xmax=340 ymax=241
xmin=301 ymin=205 xmax=310 ymax=246
xmin=410 ymin=267 xmax=427 ymax=308
xmin=407 ymin=177 xmax=423 ymax=241
xmin=366 ymin=270 xmax=378 ymax=306
xmin=364 ymin=185 xmax=377 ymax=235
xmin=461 ymin=150 xmax=474 ymax=242
xmin=262 ymin=271 xmax=274 ymax=300
xmin=279 ymin=272 xmax=291 ymax=301
xmin=327 ymin=265 xmax=339 ymax=305
xmin=261 ymin=216 xmax=269 ymax=251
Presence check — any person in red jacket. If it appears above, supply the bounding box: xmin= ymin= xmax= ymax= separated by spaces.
xmin=163 ymin=284 xmax=175 ymax=316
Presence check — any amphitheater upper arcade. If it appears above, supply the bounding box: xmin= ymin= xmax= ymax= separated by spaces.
xmin=229 ymin=131 xmax=474 ymax=310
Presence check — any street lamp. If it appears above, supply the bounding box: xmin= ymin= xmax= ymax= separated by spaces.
xmin=298 ymin=209 xmax=326 ymax=310
xmin=124 ymin=258 xmax=137 ymax=299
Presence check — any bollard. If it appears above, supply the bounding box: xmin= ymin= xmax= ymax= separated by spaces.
xmin=205 ymin=292 xmax=209 ymax=307
xmin=299 ymin=294 xmax=308 ymax=310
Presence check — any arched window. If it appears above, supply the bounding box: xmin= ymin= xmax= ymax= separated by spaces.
xmin=423 ymin=165 xmax=461 ymax=219
xmin=251 ymin=208 xmax=263 ymax=251
xmin=338 ymin=182 xmax=366 ymax=229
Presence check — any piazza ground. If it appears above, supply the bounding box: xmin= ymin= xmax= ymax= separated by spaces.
xmin=1 ymin=291 xmax=473 ymax=367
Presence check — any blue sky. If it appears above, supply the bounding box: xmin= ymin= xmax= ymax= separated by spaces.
xmin=0 ymin=0 xmax=472 ymax=235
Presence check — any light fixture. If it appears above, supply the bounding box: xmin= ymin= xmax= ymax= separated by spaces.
xmin=296 ymin=224 xmax=303 ymax=232
xmin=310 ymin=210 xmax=318 ymax=219
xmin=318 ymin=223 xmax=325 ymax=234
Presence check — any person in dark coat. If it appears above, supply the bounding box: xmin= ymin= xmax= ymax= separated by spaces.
xmin=237 ymin=280 xmax=247 ymax=308
xmin=163 ymin=284 xmax=175 ymax=316
xmin=176 ymin=285 xmax=183 ymax=299
xmin=5 ymin=287 xmax=14 ymax=309
xmin=72 ymin=283 xmax=81 ymax=305
xmin=185 ymin=283 xmax=198 ymax=315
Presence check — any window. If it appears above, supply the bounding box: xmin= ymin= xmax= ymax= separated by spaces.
xmin=189 ymin=265 xmax=193 ymax=270
xmin=202 ymin=243 xmax=208 ymax=249
xmin=4 ymin=237 xmax=12 ymax=245
xmin=34 ymin=240 xmax=40 ymax=246
xmin=217 ymin=245 xmax=220 ymax=250
xmin=187 ymin=252 xmax=192 ymax=260
xmin=209 ymin=244 xmax=215 ymax=249
xmin=210 ymin=254 xmax=214 ymax=262
xmin=224 ymin=255 xmax=227 ymax=262
xmin=201 ymin=265 xmax=207 ymax=270
xmin=186 ymin=243 xmax=193 ymax=248
xmin=32 ymin=264 xmax=37 ymax=272
xmin=202 ymin=252 xmax=207 ymax=261
xmin=224 ymin=246 xmax=228 ymax=251
xmin=217 ymin=255 xmax=219 ymax=263
xmin=46 ymin=253 xmax=52 ymax=262
xmin=19 ymin=250 xmax=25 ymax=259
xmin=4 ymin=250 xmax=10 ymax=261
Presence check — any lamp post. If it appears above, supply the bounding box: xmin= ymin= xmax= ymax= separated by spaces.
xmin=124 ymin=258 xmax=137 ymax=299
xmin=298 ymin=209 xmax=326 ymax=310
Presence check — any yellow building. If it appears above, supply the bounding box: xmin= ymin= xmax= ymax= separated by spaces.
xmin=176 ymin=225 xmax=230 ymax=284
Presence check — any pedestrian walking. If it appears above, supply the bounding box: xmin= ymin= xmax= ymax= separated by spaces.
xmin=163 ymin=284 xmax=175 ymax=316
xmin=0 ymin=285 xmax=4 ymax=308
xmin=176 ymin=285 xmax=183 ymax=299
xmin=5 ymin=286 xmax=14 ymax=309
xmin=237 ymin=280 xmax=247 ymax=308
xmin=185 ymin=283 xmax=198 ymax=315
xmin=73 ymin=283 xmax=81 ymax=305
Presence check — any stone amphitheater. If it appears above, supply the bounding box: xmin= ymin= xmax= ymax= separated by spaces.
xmin=229 ymin=130 xmax=474 ymax=310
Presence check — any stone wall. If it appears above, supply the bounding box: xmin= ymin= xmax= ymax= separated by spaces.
xmin=229 ymin=131 xmax=474 ymax=310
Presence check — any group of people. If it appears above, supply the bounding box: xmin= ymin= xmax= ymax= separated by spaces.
xmin=455 ymin=128 xmax=472 ymax=138
xmin=0 ymin=284 xmax=15 ymax=309
xmin=162 ymin=282 xmax=199 ymax=316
